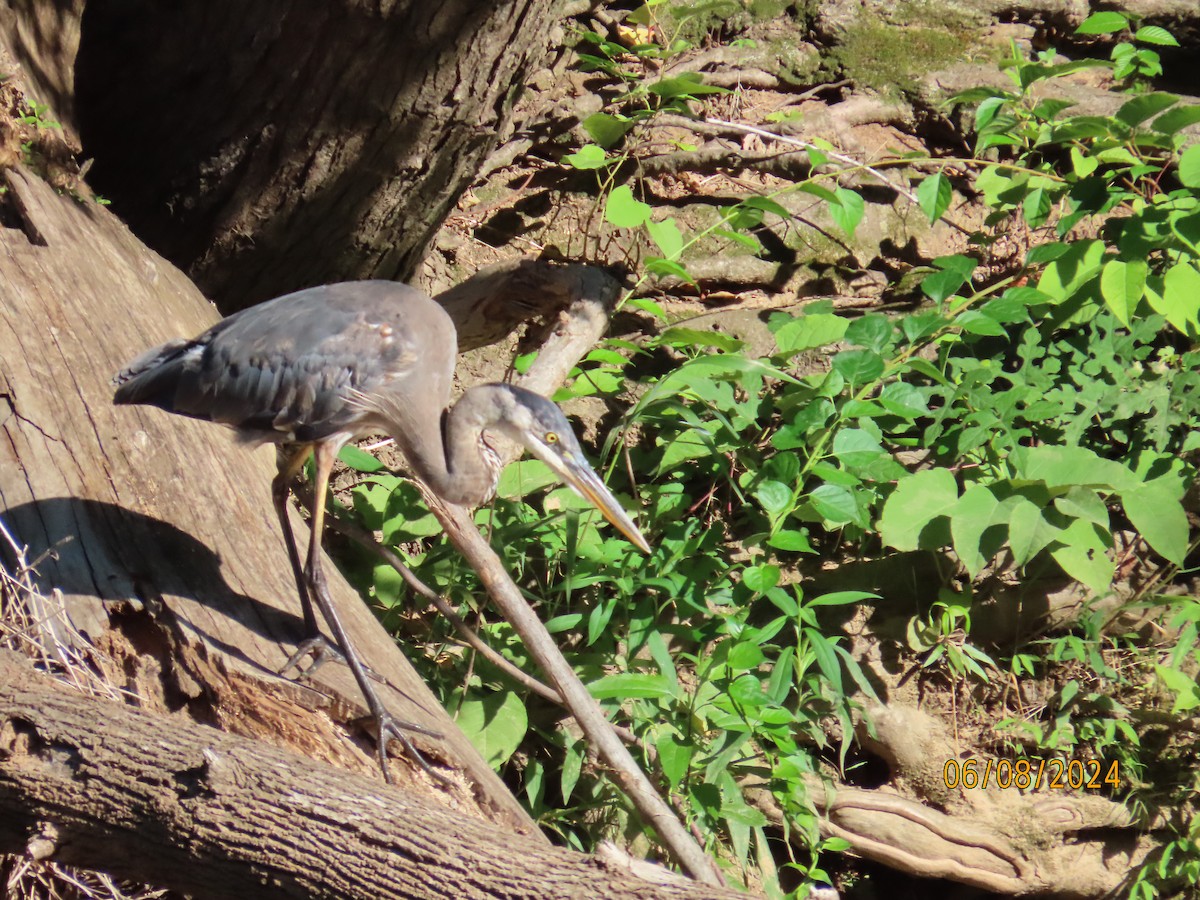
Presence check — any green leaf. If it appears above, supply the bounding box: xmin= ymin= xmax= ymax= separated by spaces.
xmin=741 ymin=195 xmax=791 ymax=219
xmin=338 ymin=444 xmax=385 ymax=473
xmin=743 ymin=563 xmax=780 ymax=594
xmin=1134 ymin=25 xmax=1179 ymax=46
xmin=753 ymin=480 xmax=793 ymax=521
xmin=828 ymin=187 xmax=864 ymax=237
xmin=1178 ymin=145 xmax=1200 ymax=189
xmin=648 ymin=72 xmax=728 ymax=98
xmin=879 ymin=469 xmax=959 ymax=552
xmin=1099 ymin=258 xmax=1147 ymax=326
xmin=1007 ymin=496 xmax=1059 ymax=567
xmin=456 ymin=692 xmax=528 ymax=768
xmin=950 ymin=485 xmax=1003 ymax=577
xmin=1123 ymin=478 xmax=1188 ymax=565
xmin=496 ymin=459 xmax=560 ymax=500
xmin=772 ymin=313 xmax=848 ymax=354
xmin=808 ymin=484 xmax=860 ymax=527
xmin=582 ymin=112 xmax=633 ymax=148
xmin=1153 ymin=666 xmax=1200 ymax=713
xmin=830 ymin=348 xmax=884 ymax=385
xmin=589 ymin=672 xmax=679 ymax=700
xmin=1148 ymin=261 xmax=1200 ymax=333
xmin=646 ymin=217 xmax=685 ymax=259
xmin=1011 ymin=445 xmax=1138 ymax=492
xmin=564 ymin=143 xmax=608 ymax=170
xmin=605 ymin=184 xmax=651 ymax=228
xmin=1049 ymin=519 xmax=1114 ymax=596
xmin=916 ymin=173 xmax=953 ymax=223
xmin=1076 ymin=12 xmax=1128 ymax=35
xmin=1151 ymin=105 xmax=1200 ymax=136
xmin=767 ymin=529 xmax=813 ymax=552
xmin=645 ymin=257 xmax=696 ymax=283
xmin=561 ymin=739 xmax=584 ymax=803
xmin=657 ymin=326 xmax=743 ymax=352
xmin=656 ymin=732 xmax=693 ymax=789
xmin=832 ymin=428 xmax=886 ymax=468
xmin=1115 ymin=93 xmax=1179 ymax=128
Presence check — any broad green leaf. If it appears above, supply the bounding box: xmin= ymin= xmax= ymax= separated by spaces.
xmin=1134 ymin=25 xmax=1179 ymax=46
xmin=916 ymin=173 xmax=952 ymax=223
xmin=878 ymin=381 xmax=929 ymax=418
xmin=1054 ymin=486 xmax=1109 ymax=529
xmin=589 ymin=672 xmax=679 ymax=700
xmin=832 ymin=428 xmax=886 ymax=468
xmin=1177 ymin=145 xmax=1200 ymax=188
xmin=646 ymin=217 xmax=685 ymax=259
xmin=456 ymin=692 xmax=528 ymax=768
xmin=767 ymin=529 xmax=813 ymax=552
xmin=1115 ymin=92 xmax=1179 ymax=127
xmin=1007 ymin=496 xmax=1059 ymax=567
xmin=950 ymin=485 xmax=1003 ymax=577
xmin=879 ymin=468 xmax=959 ymax=552
xmin=496 ymin=459 xmax=559 ymax=499
xmin=1123 ymin=478 xmax=1188 ymax=565
xmin=828 ymin=187 xmax=864 ymax=237
xmin=656 ymin=733 xmax=693 ymax=789
xmin=645 ymin=257 xmax=696 ymax=283
xmin=772 ymin=313 xmax=848 ymax=354
xmin=1153 ymin=666 xmax=1200 ymax=713
xmin=753 ymin=480 xmax=793 ymax=521
xmin=338 ymin=444 xmax=385 ymax=473
xmin=1049 ymin=519 xmax=1114 ymax=596
xmin=1099 ymin=258 xmax=1147 ymax=325
xmin=605 ymin=184 xmax=651 ymax=228
xmin=561 ymin=739 xmax=584 ymax=803
xmin=1036 ymin=240 xmax=1105 ymax=303
xmin=1076 ymin=12 xmax=1127 ymax=35
xmin=808 ymin=483 xmax=860 ymax=527
xmin=648 ymin=72 xmax=728 ymax=98
xmin=1148 ymin=260 xmax=1200 ymax=333
xmin=564 ymin=143 xmax=608 ymax=169
xmin=1011 ymin=445 xmax=1138 ymax=492
xmin=831 ymin=348 xmax=884 ymax=385
xmin=582 ymin=112 xmax=632 ymax=148
xmin=743 ymin=564 xmax=780 ymax=594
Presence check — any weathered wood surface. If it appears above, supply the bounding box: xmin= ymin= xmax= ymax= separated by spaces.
xmin=0 ymin=165 xmax=535 ymax=833
xmin=0 ymin=651 xmax=743 ymax=900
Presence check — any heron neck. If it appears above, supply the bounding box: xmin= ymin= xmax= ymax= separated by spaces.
xmin=418 ymin=384 xmax=510 ymax=506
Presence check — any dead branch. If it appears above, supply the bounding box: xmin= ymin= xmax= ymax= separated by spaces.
xmin=0 ymin=651 xmax=743 ymax=900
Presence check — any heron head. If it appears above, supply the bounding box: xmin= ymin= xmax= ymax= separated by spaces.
xmin=494 ymin=385 xmax=651 ymax=554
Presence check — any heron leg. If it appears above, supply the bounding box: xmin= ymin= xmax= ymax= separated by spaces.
xmin=303 ymin=440 xmax=443 ymax=784
xmin=272 ymin=444 xmax=319 ymax=635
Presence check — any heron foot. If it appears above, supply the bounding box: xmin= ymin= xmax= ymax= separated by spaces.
xmin=369 ymin=711 xmax=452 ymax=785
xmin=280 ymin=635 xmax=387 ymax=684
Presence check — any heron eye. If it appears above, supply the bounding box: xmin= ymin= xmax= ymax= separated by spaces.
xmin=545 ymin=431 xmax=559 ymax=444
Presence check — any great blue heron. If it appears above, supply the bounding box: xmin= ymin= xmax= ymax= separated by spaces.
xmin=114 ymin=280 xmax=649 ymax=781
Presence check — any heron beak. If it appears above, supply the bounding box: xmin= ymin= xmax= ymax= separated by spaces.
xmin=557 ymin=454 xmax=652 ymax=554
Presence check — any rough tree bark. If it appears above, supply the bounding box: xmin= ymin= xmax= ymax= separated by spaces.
xmin=3 ymin=0 xmax=566 ymax=310
xmin=0 ymin=652 xmax=742 ymax=900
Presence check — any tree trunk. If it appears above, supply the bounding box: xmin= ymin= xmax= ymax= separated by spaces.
xmin=0 ymin=164 xmax=534 ymax=833
xmin=4 ymin=0 xmax=564 ymax=311
xmin=0 ymin=651 xmax=742 ymax=900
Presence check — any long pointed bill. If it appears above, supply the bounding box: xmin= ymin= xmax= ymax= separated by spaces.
xmin=557 ymin=455 xmax=652 ymax=554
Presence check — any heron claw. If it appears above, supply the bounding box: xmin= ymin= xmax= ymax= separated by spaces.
xmin=280 ymin=635 xmax=386 ymax=684
xmin=372 ymin=713 xmax=452 ymax=785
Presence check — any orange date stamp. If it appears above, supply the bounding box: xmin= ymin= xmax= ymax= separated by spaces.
xmin=943 ymin=758 xmax=1120 ymax=791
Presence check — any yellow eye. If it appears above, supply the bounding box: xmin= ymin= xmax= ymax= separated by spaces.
xmin=545 ymin=431 xmax=559 ymax=444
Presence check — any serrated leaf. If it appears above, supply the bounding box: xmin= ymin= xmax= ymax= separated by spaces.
xmin=1134 ymin=25 xmax=1178 ymax=46
xmin=1116 ymin=93 xmax=1179 ymax=128
xmin=1076 ymin=12 xmax=1128 ymax=35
